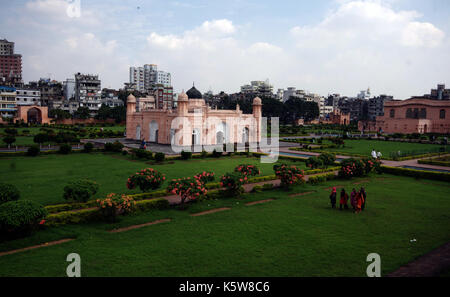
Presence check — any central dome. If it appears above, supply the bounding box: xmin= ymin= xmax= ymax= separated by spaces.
xmin=186 ymin=85 xmax=202 ymax=99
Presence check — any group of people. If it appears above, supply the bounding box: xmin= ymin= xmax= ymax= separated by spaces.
xmin=371 ymin=149 xmax=382 ymax=159
xmin=329 ymin=187 xmax=367 ymax=214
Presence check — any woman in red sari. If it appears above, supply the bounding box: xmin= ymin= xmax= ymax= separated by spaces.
xmin=355 ymin=192 xmax=364 ymax=214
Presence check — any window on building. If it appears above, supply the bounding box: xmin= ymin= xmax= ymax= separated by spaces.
xmin=390 ymin=109 xmax=395 ymax=118
xmin=440 ymin=109 xmax=446 ymax=119
xmin=419 ymin=108 xmax=427 ymax=119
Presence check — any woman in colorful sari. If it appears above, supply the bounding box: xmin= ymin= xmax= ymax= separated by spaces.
xmin=350 ymin=188 xmax=357 ymax=211
xmin=355 ymin=192 xmax=364 ymax=214
xmin=330 ymin=187 xmax=337 ymax=209
xmin=339 ymin=189 xmax=349 ymax=210
xmin=360 ymin=187 xmax=367 ymax=211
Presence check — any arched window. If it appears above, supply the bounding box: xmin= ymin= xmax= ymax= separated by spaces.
xmin=440 ymin=109 xmax=446 ymax=119
xmin=390 ymin=109 xmax=395 ymax=118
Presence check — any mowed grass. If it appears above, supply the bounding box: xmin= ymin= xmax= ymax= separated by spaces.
xmin=325 ymin=139 xmax=445 ymax=157
xmin=0 ymin=125 xmax=125 ymax=147
xmin=0 ymin=153 xmax=305 ymax=205
xmin=0 ymin=174 xmax=449 ymax=276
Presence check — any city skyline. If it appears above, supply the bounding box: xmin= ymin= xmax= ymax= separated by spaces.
xmin=1 ymin=0 xmax=450 ymax=98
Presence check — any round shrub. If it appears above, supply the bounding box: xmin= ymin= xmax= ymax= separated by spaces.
xmin=181 ymin=150 xmax=192 ymax=160
xmin=234 ymin=164 xmax=260 ymax=177
xmin=33 ymin=133 xmax=48 ymax=145
xmin=83 ymin=142 xmax=94 ymax=153
xmin=154 ymin=152 xmax=165 ymax=162
xmin=127 ymin=168 xmax=165 ymax=192
xmin=220 ymin=172 xmax=247 ymax=196
xmin=0 ymin=183 xmax=20 ymax=205
xmin=318 ymin=152 xmax=336 ymax=167
xmin=194 ymin=171 xmax=215 ymax=184
xmin=0 ymin=200 xmax=48 ymax=235
xmin=104 ymin=141 xmax=124 ymax=152
xmin=305 ymin=156 xmax=323 ymax=169
xmin=27 ymin=145 xmax=40 ymax=157
xmin=338 ymin=158 xmax=365 ymax=179
xmin=58 ymin=143 xmax=72 ymax=154
xmin=97 ymin=193 xmax=135 ymax=223
xmin=273 ymin=164 xmax=305 ymax=188
xmin=3 ymin=135 xmax=16 ymax=147
xmin=63 ymin=179 xmax=99 ymax=202
xmin=167 ymin=177 xmax=208 ymax=208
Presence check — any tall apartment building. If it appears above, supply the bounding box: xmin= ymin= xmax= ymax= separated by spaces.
xmin=129 ymin=64 xmax=171 ymax=93
xmin=412 ymin=84 xmax=450 ymax=100
xmin=75 ymin=73 xmax=102 ymax=112
xmin=240 ymin=80 xmax=273 ymax=98
xmin=0 ymin=39 xmax=22 ymax=85
xmin=63 ymin=78 xmax=75 ymax=100
xmin=368 ymin=95 xmax=393 ymax=121
xmin=35 ymin=78 xmax=63 ymax=107
xmin=151 ymin=84 xmax=173 ymax=109
xmin=16 ymin=88 xmax=41 ymax=106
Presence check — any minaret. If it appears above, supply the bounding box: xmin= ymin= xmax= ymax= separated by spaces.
xmin=252 ymin=97 xmax=262 ymax=143
xmin=126 ymin=94 xmax=136 ymax=139
xmin=177 ymin=91 xmax=188 ymax=115
xmin=127 ymin=94 xmax=136 ymax=115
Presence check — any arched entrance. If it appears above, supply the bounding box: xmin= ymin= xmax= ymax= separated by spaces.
xmin=424 ymin=124 xmax=428 ymax=134
xmin=216 ymin=122 xmax=228 ymax=144
xmin=192 ymin=129 xmax=201 ymax=145
xmin=242 ymin=127 xmax=249 ymax=143
xmin=149 ymin=120 xmax=159 ymax=143
xmin=27 ymin=108 xmax=42 ymax=124
xmin=136 ymin=125 xmax=141 ymax=140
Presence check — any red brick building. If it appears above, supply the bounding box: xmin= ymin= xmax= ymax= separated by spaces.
xmin=0 ymin=39 xmax=22 ymax=85
xmin=359 ymin=98 xmax=450 ymax=134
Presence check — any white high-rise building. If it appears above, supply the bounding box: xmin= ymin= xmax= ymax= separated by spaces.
xmin=129 ymin=64 xmax=171 ymax=92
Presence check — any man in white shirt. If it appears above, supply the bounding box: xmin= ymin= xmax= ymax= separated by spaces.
xmin=371 ymin=149 xmax=377 ymax=159
xmin=377 ymin=151 xmax=382 ymax=159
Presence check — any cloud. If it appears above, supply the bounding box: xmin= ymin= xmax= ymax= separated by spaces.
xmin=145 ymin=19 xmax=286 ymax=93
xmin=286 ymin=0 xmax=449 ymax=97
xmin=2 ymin=0 xmax=449 ymax=99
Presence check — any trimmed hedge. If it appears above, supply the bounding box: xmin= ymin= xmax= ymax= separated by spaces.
xmin=307 ymin=172 xmax=337 ymax=185
xmin=381 ymin=166 xmax=450 ymax=182
xmin=45 ymin=198 xmax=169 ymax=226
xmin=418 ymin=159 xmax=450 ymax=167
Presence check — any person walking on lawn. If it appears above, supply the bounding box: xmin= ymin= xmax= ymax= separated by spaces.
xmin=339 ymin=188 xmax=349 ymax=210
xmin=360 ymin=187 xmax=367 ymax=211
xmin=330 ymin=187 xmax=337 ymax=209
xmin=350 ymin=188 xmax=357 ymax=211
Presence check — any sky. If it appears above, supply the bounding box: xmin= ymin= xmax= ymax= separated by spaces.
xmin=1 ymin=0 xmax=449 ymax=99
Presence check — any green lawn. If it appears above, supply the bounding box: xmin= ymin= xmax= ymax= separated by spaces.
xmin=0 ymin=153 xmax=305 ymax=206
xmin=325 ymin=139 xmax=445 ymax=157
xmin=0 ymin=174 xmax=449 ymax=276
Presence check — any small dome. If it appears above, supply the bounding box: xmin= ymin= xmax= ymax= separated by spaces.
xmin=253 ymin=97 xmax=262 ymax=105
xmin=127 ymin=94 xmax=136 ymax=103
xmin=186 ymin=85 xmax=202 ymax=99
xmin=178 ymin=92 xmax=188 ymax=101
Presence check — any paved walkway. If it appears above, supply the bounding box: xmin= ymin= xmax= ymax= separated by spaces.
xmin=388 ymin=241 xmax=450 ymax=277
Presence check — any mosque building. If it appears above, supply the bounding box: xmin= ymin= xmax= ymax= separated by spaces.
xmin=126 ymin=85 xmax=262 ymax=147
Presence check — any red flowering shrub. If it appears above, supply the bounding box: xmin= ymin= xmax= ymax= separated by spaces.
xmin=127 ymin=168 xmax=165 ymax=192
xmin=339 ymin=158 xmax=365 ymax=178
xmin=194 ymin=171 xmax=215 ymax=184
xmin=273 ymin=164 xmax=305 ymax=188
xmin=167 ymin=177 xmax=208 ymax=208
xmin=97 ymin=193 xmax=135 ymax=222
xmin=234 ymin=164 xmax=260 ymax=177
xmin=362 ymin=158 xmax=382 ymax=174
xmin=220 ymin=172 xmax=247 ymax=196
